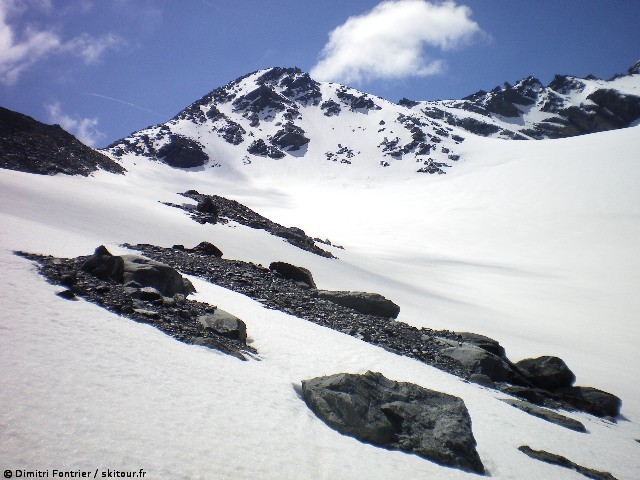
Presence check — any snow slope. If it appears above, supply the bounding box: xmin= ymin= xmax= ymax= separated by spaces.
xmin=1 ymin=122 xmax=640 ymax=478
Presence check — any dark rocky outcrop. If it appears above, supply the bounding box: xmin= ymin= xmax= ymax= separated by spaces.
xmin=174 ymin=191 xmax=335 ymax=258
xmin=196 ymin=197 xmax=219 ymax=224
xmin=121 ymin=243 xmax=622 ymax=418
xmin=518 ymin=446 xmax=618 ymax=480
xmin=270 ymin=123 xmax=310 ymax=151
xmin=0 ymin=106 xmax=125 ymax=176
xmin=269 ymin=262 xmax=316 ymax=289
xmin=232 ymin=84 xmax=292 ymax=113
xmin=515 ymin=356 xmax=576 ymax=390
xmin=302 ymin=371 xmax=485 ymax=474
xmin=192 ymin=241 xmax=223 ymax=257
xmin=81 ymin=245 xmax=195 ymax=297
xmin=501 ymin=399 xmax=586 ymax=432
xmin=247 ymin=139 xmax=285 ymax=159
xmin=18 ymin=249 xmax=255 ymax=360
xmin=441 ymin=344 xmax=516 ymax=383
xmin=316 ymin=290 xmax=400 ymax=319
xmin=157 ymin=134 xmax=209 ymax=168
xmin=555 ymin=387 xmax=622 ymax=418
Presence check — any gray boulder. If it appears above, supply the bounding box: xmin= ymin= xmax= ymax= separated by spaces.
xmin=81 ymin=245 xmax=124 ymax=282
xmin=121 ymin=255 xmax=196 ymax=297
xmin=269 ymin=261 xmax=316 ymax=289
xmin=198 ymin=310 xmax=247 ymax=343
xmin=556 ymin=386 xmax=622 ymax=418
xmin=317 ymin=290 xmax=400 ymax=319
xmin=515 ymin=356 xmax=575 ymax=390
xmin=301 ymin=371 xmax=485 ymax=474
xmin=192 ymin=241 xmax=223 ymax=257
xmin=442 ymin=344 xmax=515 ymax=382
xmin=456 ymin=332 xmax=506 ymax=357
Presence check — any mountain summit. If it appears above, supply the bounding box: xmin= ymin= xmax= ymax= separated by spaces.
xmin=105 ymin=63 xmax=640 ymax=175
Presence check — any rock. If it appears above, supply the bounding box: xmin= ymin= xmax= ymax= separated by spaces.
xmin=556 ymin=386 xmax=622 ymax=418
xmin=469 ymin=374 xmax=495 ymax=388
xmin=501 ymin=399 xmax=586 ymax=432
xmin=456 ymin=332 xmax=506 ymax=357
xmin=301 ymin=371 xmax=485 ymax=474
xmin=121 ymin=255 xmax=196 ymax=297
xmin=499 ymin=385 xmax=549 ymax=405
xmin=442 ymin=344 xmax=515 ymax=382
xmin=269 ymin=261 xmax=316 ymax=289
xmin=192 ymin=241 xmax=223 ymax=257
xmin=0 ymin=106 xmax=125 ymax=176
xmin=247 ymin=139 xmax=285 ymax=159
xmin=198 ymin=310 xmax=247 ymax=343
xmin=156 ymin=134 xmax=208 ymax=168
xmin=196 ymin=196 xmax=219 ymax=218
xmin=56 ymin=289 xmax=77 ymax=300
xmin=270 ymin=123 xmax=310 ymax=151
xmin=518 ymin=446 xmax=618 ymax=480
xmin=81 ymin=245 xmax=125 ymax=283
xmin=316 ymin=290 xmax=400 ymax=319
xmin=515 ymin=356 xmax=576 ymax=389
xmin=132 ymin=287 xmax=164 ymax=302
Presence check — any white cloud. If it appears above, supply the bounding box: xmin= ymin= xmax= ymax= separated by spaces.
xmin=310 ymin=0 xmax=482 ymax=84
xmin=62 ymin=32 xmax=123 ymax=64
xmin=46 ymin=101 xmax=105 ymax=147
xmin=0 ymin=0 xmax=122 ymax=85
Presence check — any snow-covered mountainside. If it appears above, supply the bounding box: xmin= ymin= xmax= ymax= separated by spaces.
xmin=106 ymin=62 xmax=640 ymax=179
xmin=2 ymin=62 xmax=640 ymax=479
xmin=106 ymin=67 xmax=468 ymax=176
xmin=417 ymin=60 xmax=640 ymax=140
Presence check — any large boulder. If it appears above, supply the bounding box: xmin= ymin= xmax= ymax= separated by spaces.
xmin=157 ymin=134 xmax=208 ymax=168
xmin=198 ymin=310 xmax=247 ymax=343
xmin=317 ymin=290 xmax=400 ymax=319
xmin=556 ymin=386 xmax=622 ymax=418
xmin=301 ymin=371 xmax=485 ymax=474
xmin=441 ymin=344 xmax=515 ymax=382
xmin=192 ymin=241 xmax=223 ymax=257
xmin=121 ymin=255 xmax=195 ymax=297
xmin=269 ymin=261 xmax=316 ymax=289
xmin=515 ymin=356 xmax=575 ymax=390
xmin=81 ymin=245 xmax=124 ymax=282
xmin=455 ymin=332 xmax=506 ymax=357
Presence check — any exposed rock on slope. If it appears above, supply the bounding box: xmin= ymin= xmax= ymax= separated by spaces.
xmin=17 ymin=246 xmax=254 ymax=360
xmin=302 ymin=371 xmax=485 ymax=474
xmin=417 ymin=61 xmax=640 ymax=140
xmin=0 ymin=106 xmax=125 ymax=176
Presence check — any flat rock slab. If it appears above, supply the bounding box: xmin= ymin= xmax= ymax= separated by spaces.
xmin=317 ymin=290 xmax=400 ymax=319
xmin=198 ymin=310 xmax=247 ymax=343
xmin=302 ymin=371 xmax=485 ymax=474
xmin=501 ymin=399 xmax=586 ymax=432
xmin=518 ymin=445 xmax=618 ymax=480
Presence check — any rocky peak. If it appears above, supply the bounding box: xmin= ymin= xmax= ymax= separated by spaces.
xmin=629 ymin=59 xmax=640 ymax=75
xmin=548 ymin=75 xmax=586 ymax=95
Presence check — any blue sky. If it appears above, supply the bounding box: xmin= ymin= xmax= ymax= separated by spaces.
xmin=1 ymin=0 xmax=638 ymax=148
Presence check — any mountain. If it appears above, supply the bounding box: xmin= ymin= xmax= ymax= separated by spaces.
xmin=416 ymin=60 xmax=640 ymax=140
xmin=105 ymin=62 xmax=640 ymax=178
xmin=106 ymin=66 xmax=470 ymax=176
xmin=1 ymin=62 xmax=640 ymax=479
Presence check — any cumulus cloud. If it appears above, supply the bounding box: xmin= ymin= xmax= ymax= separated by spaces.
xmin=310 ymin=0 xmax=482 ymax=84
xmin=0 ymin=0 xmax=122 ymax=85
xmin=46 ymin=101 xmax=105 ymax=147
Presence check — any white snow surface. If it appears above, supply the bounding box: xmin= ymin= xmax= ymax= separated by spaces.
xmin=2 ymin=124 xmax=640 ymax=479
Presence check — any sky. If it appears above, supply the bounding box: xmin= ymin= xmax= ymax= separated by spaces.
xmin=0 ymin=0 xmax=638 ymax=148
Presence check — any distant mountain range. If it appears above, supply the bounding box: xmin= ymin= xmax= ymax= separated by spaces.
xmin=2 ymin=61 xmax=639 ymax=177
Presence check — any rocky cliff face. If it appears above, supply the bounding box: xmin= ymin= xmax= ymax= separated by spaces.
xmin=416 ymin=61 xmax=640 ymax=140
xmin=0 ymin=106 xmax=125 ymax=176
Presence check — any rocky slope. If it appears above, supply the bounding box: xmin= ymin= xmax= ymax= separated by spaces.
xmin=0 ymin=106 xmax=125 ymax=176
xmin=416 ymin=60 xmax=640 ymax=140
